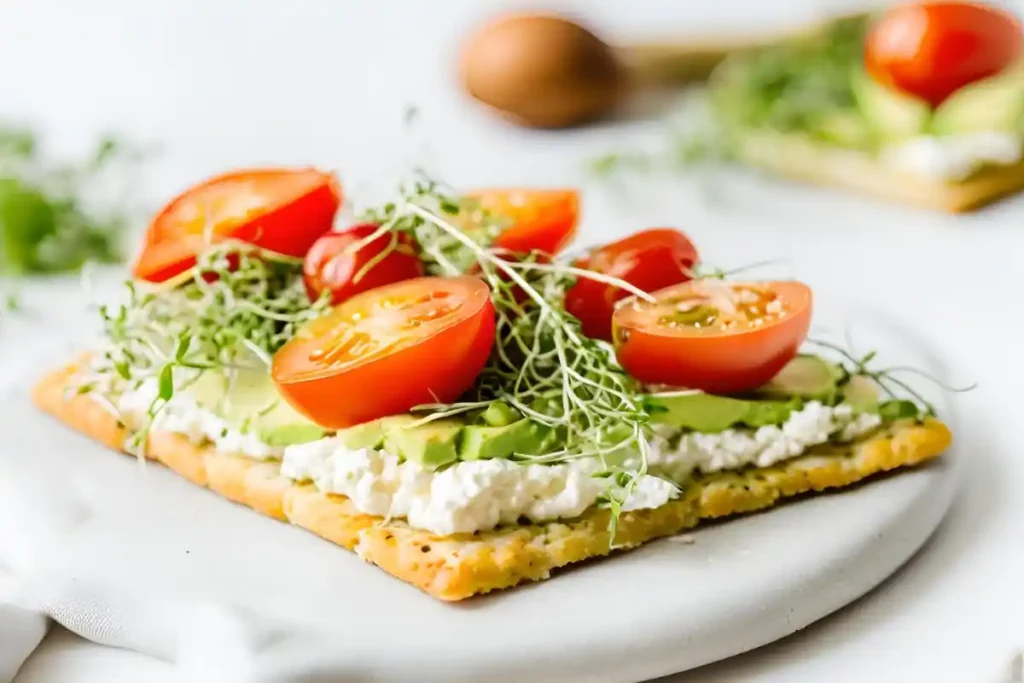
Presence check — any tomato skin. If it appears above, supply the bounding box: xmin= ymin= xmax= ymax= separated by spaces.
xmin=564 ymin=228 xmax=699 ymax=341
xmin=303 ymin=223 xmax=424 ymax=305
xmin=468 ymin=188 xmax=579 ymax=256
xmin=865 ymin=2 xmax=1023 ymax=107
xmin=612 ymin=281 xmax=812 ymax=394
xmin=133 ymin=167 xmax=342 ymax=283
xmin=272 ymin=276 xmax=495 ymax=428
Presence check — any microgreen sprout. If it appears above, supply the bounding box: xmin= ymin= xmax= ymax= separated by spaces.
xmin=359 ymin=175 xmax=665 ymax=543
xmin=806 ymin=338 xmax=976 ymax=417
xmin=83 ymin=242 xmax=327 ymax=454
xmin=690 ymin=257 xmax=796 ymax=282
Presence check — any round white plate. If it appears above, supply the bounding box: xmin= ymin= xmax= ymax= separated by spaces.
xmin=0 ymin=285 xmax=959 ymax=683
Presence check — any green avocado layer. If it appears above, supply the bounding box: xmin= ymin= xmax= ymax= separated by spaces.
xmin=183 ymin=370 xmax=327 ymax=446
xmin=179 ymin=354 xmax=916 ymax=470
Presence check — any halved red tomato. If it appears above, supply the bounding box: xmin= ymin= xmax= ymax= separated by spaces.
xmin=865 ymin=2 xmax=1023 ymax=107
xmin=564 ymin=228 xmax=699 ymax=341
xmin=272 ymin=276 xmax=495 ymax=428
xmin=303 ymin=223 xmax=424 ymax=305
xmin=133 ymin=167 xmax=342 ymax=283
xmin=612 ymin=280 xmax=812 ymax=394
xmin=467 ymin=188 xmax=579 ymax=257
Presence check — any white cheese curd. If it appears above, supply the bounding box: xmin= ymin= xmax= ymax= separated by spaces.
xmin=112 ymin=380 xmax=282 ymax=460
xmin=645 ymin=402 xmax=882 ymax=483
xmin=281 ymin=440 xmax=665 ymax=535
xmin=620 ymin=476 xmax=680 ymax=512
xmin=107 ymin=380 xmax=881 ymax=535
xmin=883 ymin=132 xmax=1022 ymax=181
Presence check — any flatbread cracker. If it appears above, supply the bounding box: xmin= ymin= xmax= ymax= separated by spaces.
xmin=32 ymin=363 xmax=953 ymax=601
xmin=734 ymin=131 xmax=1024 ymax=213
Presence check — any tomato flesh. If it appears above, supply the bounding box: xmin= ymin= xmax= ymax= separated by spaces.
xmin=133 ymin=167 xmax=342 ymax=283
xmin=564 ymin=228 xmax=699 ymax=341
xmin=612 ymin=280 xmax=812 ymax=394
xmin=865 ymin=2 xmax=1023 ymax=107
xmin=273 ymin=276 xmax=495 ymax=428
xmin=467 ymin=188 xmax=579 ymax=257
xmin=303 ymin=223 xmax=424 ymax=305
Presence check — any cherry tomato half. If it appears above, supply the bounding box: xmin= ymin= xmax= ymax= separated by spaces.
xmin=303 ymin=223 xmax=424 ymax=305
xmin=865 ymin=2 xmax=1023 ymax=107
xmin=272 ymin=276 xmax=495 ymax=428
xmin=467 ymin=188 xmax=579 ymax=257
xmin=612 ymin=279 xmax=812 ymax=394
xmin=133 ymin=167 xmax=342 ymax=283
xmin=564 ymin=228 xmax=699 ymax=341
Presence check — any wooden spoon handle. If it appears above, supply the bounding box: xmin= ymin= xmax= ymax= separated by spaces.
xmin=613 ymin=11 xmax=871 ymax=87
xmin=613 ymin=37 xmax=768 ymax=86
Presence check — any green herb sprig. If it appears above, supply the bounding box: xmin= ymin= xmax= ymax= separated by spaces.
xmin=85 ymin=242 xmax=327 ymax=452
xmin=0 ymin=127 xmax=147 ymax=285
xmin=588 ymin=13 xmax=875 ymax=181
xmin=355 ymin=176 xmax=669 ymax=542
xmin=806 ymin=338 xmax=976 ymax=418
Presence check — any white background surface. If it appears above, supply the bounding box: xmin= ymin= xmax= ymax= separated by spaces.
xmin=2 ymin=0 xmax=1023 ymax=681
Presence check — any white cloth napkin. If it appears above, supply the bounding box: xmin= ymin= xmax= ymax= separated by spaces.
xmin=0 ymin=460 xmax=372 ymax=683
xmin=0 ymin=595 xmax=47 ymax=683
xmin=0 ymin=571 xmax=361 ymax=683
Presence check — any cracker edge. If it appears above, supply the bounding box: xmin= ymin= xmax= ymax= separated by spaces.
xmin=731 ymin=130 xmax=1024 ymax=213
xmin=32 ymin=363 xmax=953 ymax=601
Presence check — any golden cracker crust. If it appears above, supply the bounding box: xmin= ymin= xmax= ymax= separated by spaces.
xmin=32 ymin=364 xmax=953 ymax=601
xmin=732 ymin=130 xmax=1024 ymax=213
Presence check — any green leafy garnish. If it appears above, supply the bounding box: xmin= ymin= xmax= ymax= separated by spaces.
xmin=352 ymin=176 xmax=671 ymax=543
xmin=587 ymin=98 xmax=730 ymax=180
xmin=587 ymin=13 xmax=874 ymax=180
xmin=806 ymin=338 xmax=976 ymax=418
xmin=0 ymin=126 xmax=146 ymax=279
xmin=709 ymin=14 xmax=870 ymax=138
xmin=84 ymin=242 xmax=328 ymax=452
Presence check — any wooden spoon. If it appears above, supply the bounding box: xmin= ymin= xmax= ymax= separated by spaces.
xmin=458 ymin=13 xmax=859 ymax=129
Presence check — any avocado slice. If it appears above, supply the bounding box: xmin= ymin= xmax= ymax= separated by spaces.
xmin=182 ymin=370 xmax=327 ymax=447
xmin=646 ymin=393 xmax=796 ymax=433
xmin=932 ymin=62 xmax=1024 ymax=135
xmin=480 ymin=401 xmax=521 ymax=427
xmin=335 ymin=418 xmax=387 ymax=450
xmin=841 ymin=374 xmax=881 ymax=410
xmin=255 ymin=402 xmax=329 ymax=447
xmin=878 ymin=399 xmax=921 ymax=420
xmin=758 ymin=355 xmax=842 ymax=402
xmin=383 ymin=415 xmax=462 ymax=470
xmin=850 ymin=67 xmax=931 ymax=143
xmin=262 ymin=423 xmax=328 ymax=448
xmin=812 ymin=110 xmax=875 ymax=149
xmin=460 ymin=418 xmax=545 ymax=461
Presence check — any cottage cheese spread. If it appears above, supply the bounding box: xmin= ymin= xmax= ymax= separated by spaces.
xmin=107 ymin=382 xmax=882 ymax=535
xmin=281 ymin=444 xmax=626 ymax=535
xmin=883 ymin=131 xmax=1022 ymax=181
xmin=280 ymin=402 xmax=881 ymax=535
xmin=115 ymin=379 xmax=282 ymax=460
xmin=645 ymin=401 xmax=881 ymax=482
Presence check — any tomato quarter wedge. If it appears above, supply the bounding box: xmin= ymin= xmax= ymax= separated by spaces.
xmin=467 ymin=188 xmax=579 ymax=256
xmin=612 ymin=280 xmax=812 ymax=394
xmin=272 ymin=276 xmax=495 ymax=428
xmin=133 ymin=167 xmax=342 ymax=283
